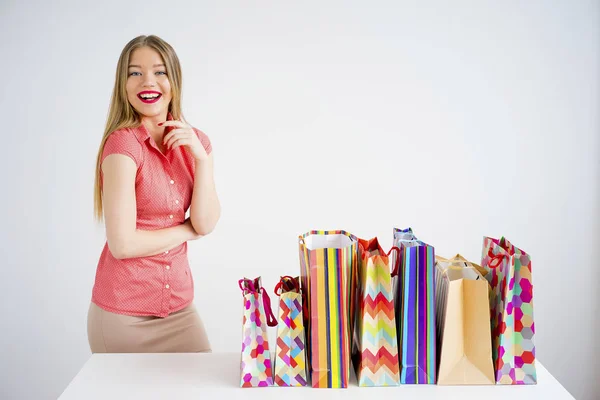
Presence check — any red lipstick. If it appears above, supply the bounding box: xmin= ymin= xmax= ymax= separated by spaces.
xmin=137 ymin=90 xmax=162 ymax=104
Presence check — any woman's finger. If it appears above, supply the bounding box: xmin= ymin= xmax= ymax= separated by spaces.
xmin=169 ymin=137 xmax=192 ymax=149
xmin=163 ymin=128 xmax=191 ymax=145
xmin=165 ymin=132 xmax=192 ymax=149
xmin=158 ymin=120 xmax=189 ymax=129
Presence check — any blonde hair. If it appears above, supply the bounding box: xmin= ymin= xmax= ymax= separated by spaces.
xmin=93 ymin=35 xmax=185 ymax=221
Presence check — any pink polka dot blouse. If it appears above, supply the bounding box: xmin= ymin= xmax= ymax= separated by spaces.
xmin=92 ymin=113 xmax=212 ymax=317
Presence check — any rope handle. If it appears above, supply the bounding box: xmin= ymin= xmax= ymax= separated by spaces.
xmin=261 ymin=288 xmax=278 ymax=327
xmin=388 ymin=246 xmax=402 ymax=277
xmin=238 ymin=278 xmax=255 ymax=293
xmin=274 ymin=275 xmax=299 ymax=296
xmin=487 ymin=247 xmax=505 ymax=268
xmin=239 ymin=278 xmax=277 ymax=327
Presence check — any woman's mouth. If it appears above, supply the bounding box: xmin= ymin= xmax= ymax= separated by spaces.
xmin=138 ymin=91 xmax=162 ymax=104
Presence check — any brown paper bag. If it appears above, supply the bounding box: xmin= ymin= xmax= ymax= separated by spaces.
xmin=435 ymin=255 xmax=495 ymax=385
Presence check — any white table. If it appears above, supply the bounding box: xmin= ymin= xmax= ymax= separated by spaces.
xmin=58 ymin=352 xmax=574 ymax=399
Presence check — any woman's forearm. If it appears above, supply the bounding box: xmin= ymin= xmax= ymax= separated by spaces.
xmin=111 ymin=221 xmax=197 ymax=260
xmin=190 ymin=157 xmax=221 ymax=235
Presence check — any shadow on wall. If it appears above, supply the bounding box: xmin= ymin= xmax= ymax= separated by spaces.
xmin=582 ymin=61 xmax=600 ymax=399
xmin=591 ymin=42 xmax=600 ymax=400
xmin=590 ymin=154 xmax=600 ymax=399
xmin=577 ymin=31 xmax=600 ymax=400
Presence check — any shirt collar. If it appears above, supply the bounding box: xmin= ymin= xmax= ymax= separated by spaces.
xmin=133 ymin=112 xmax=174 ymax=143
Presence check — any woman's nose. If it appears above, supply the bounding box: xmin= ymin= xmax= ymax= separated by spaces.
xmin=142 ymin=75 xmax=156 ymax=87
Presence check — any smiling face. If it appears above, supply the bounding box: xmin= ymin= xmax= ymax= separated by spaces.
xmin=126 ymin=46 xmax=172 ymax=119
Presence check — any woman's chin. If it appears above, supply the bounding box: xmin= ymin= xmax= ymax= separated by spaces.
xmin=133 ymin=103 xmax=168 ymax=119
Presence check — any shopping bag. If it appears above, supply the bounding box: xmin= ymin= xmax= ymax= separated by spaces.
xmin=298 ymin=230 xmax=358 ymax=388
xmin=239 ymin=276 xmax=278 ymax=387
xmin=481 ymin=237 xmax=537 ymax=385
xmin=435 ymin=254 xmax=495 ymax=385
xmin=392 ymin=227 xmax=436 ymax=384
xmin=352 ymin=237 xmax=400 ymax=386
xmin=273 ymin=275 xmax=308 ymax=387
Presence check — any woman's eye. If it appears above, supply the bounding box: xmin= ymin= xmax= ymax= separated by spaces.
xmin=127 ymin=71 xmax=166 ymax=77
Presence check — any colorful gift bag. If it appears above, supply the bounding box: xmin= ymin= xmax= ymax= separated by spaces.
xmin=239 ymin=276 xmax=278 ymax=387
xmin=298 ymin=230 xmax=358 ymax=388
xmin=352 ymin=237 xmax=400 ymax=386
xmin=391 ymin=227 xmax=436 ymax=384
xmin=481 ymin=237 xmax=536 ymax=385
xmin=435 ymin=254 xmax=495 ymax=385
xmin=273 ymin=275 xmax=308 ymax=387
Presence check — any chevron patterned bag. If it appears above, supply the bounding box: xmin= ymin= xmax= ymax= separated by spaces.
xmin=273 ymin=276 xmax=308 ymax=386
xmin=239 ymin=277 xmax=278 ymax=387
xmin=352 ymin=237 xmax=400 ymax=386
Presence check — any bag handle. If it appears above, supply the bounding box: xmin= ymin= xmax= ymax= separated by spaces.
xmin=239 ymin=278 xmax=277 ymax=327
xmin=387 ymin=246 xmax=402 ymax=277
xmin=238 ymin=278 xmax=255 ymax=293
xmin=274 ymin=275 xmax=299 ymax=296
xmin=261 ymin=288 xmax=278 ymax=327
xmin=487 ymin=247 xmax=505 ymax=268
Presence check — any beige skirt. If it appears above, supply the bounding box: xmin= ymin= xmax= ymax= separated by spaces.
xmin=87 ymin=302 xmax=211 ymax=353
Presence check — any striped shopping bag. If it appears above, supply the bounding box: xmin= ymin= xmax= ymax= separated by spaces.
xmin=273 ymin=275 xmax=307 ymax=386
xmin=352 ymin=237 xmax=400 ymax=386
xmin=239 ymin=276 xmax=278 ymax=387
xmin=298 ymin=230 xmax=358 ymax=388
xmin=392 ymin=227 xmax=436 ymax=384
xmin=481 ymin=237 xmax=536 ymax=385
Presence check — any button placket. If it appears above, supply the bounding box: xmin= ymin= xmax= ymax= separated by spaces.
xmin=164 ymin=159 xmax=178 ymax=222
xmin=163 ymin=263 xmax=172 ymax=290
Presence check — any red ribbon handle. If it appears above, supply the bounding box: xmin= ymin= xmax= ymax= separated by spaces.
xmin=238 ymin=278 xmax=255 ymax=293
xmin=261 ymin=288 xmax=278 ymax=327
xmin=487 ymin=247 xmax=505 ymax=268
xmin=274 ymin=275 xmax=298 ymax=296
xmin=239 ymin=278 xmax=277 ymax=327
xmin=387 ymin=246 xmax=402 ymax=277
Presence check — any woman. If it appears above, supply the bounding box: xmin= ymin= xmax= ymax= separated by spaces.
xmin=88 ymin=35 xmax=220 ymax=353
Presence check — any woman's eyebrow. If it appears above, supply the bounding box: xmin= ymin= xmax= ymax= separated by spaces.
xmin=128 ymin=64 xmax=166 ymax=68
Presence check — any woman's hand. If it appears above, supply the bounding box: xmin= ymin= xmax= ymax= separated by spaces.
xmin=160 ymin=120 xmax=208 ymax=161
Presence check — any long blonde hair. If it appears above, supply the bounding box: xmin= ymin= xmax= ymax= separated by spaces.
xmin=93 ymin=35 xmax=185 ymax=222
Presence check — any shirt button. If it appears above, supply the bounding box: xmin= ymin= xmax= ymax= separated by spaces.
xmin=169 ymin=215 xmax=173 ymax=219
xmin=164 ymin=250 xmax=169 ymax=254
xmin=165 ymin=265 xmax=170 ymax=270
xmin=165 ymin=284 xmax=170 ymax=289
xmin=175 ymin=200 xmax=179 ymax=204
xmin=170 ymin=179 xmax=175 ymax=185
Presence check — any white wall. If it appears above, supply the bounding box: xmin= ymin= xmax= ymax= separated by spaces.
xmin=1 ymin=1 xmax=597 ymax=399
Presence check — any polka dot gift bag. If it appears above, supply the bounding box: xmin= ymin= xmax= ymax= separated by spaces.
xmin=239 ymin=277 xmax=278 ymax=387
xmin=480 ymin=237 xmax=536 ymax=385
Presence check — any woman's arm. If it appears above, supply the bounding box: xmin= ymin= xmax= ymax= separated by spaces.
xmin=102 ymin=154 xmax=200 ymax=260
xmin=190 ymin=153 xmax=221 ymax=235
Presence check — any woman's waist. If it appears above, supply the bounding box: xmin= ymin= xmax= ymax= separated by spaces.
xmin=98 ymin=241 xmax=190 ymax=268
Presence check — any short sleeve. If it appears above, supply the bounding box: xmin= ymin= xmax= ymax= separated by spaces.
xmin=193 ymin=128 xmax=212 ymax=155
xmin=101 ymin=129 xmax=142 ymax=167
